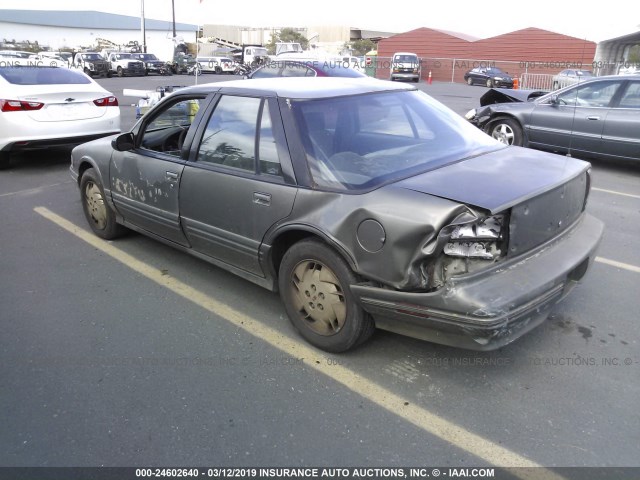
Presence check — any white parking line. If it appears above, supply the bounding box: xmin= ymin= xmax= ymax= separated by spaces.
xmin=595 ymin=257 xmax=640 ymax=274
xmin=592 ymin=187 xmax=640 ymax=200
xmin=34 ymin=206 xmax=565 ymax=479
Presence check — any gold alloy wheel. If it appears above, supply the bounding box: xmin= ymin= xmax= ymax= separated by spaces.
xmin=84 ymin=181 xmax=107 ymax=230
xmin=290 ymin=260 xmax=347 ymax=336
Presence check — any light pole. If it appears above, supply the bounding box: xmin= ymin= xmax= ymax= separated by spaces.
xmin=172 ymin=0 xmax=177 ymax=39
xmin=140 ymin=0 xmax=147 ymax=52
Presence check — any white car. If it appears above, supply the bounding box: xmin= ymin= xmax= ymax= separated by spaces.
xmin=0 ymin=50 xmax=68 ymax=69
xmin=341 ymin=56 xmax=365 ymax=73
xmin=0 ymin=66 xmax=120 ymax=169
xmin=551 ymin=69 xmax=593 ymax=90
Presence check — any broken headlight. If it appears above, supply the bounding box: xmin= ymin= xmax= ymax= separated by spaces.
xmin=443 ymin=214 xmax=506 ymax=260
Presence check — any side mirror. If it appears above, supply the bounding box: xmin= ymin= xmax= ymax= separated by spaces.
xmin=112 ymin=132 xmax=135 ymax=151
xmin=550 ymin=95 xmax=560 ymax=105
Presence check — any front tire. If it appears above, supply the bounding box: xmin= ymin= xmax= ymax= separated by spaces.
xmin=488 ymin=118 xmax=523 ymax=146
xmin=467 ymin=77 xmax=473 ymax=85
xmin=80 ymin=168 xmax=126 ymax=240
xmin=278 ymin=239 xmax=374 ymax=352
xmin=486 ymin=78 xmax=494 ymax=88
xmin=117 ymin=66 xmax=124 ymax=77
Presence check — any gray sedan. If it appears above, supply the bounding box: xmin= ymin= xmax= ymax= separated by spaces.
xmin=70 ymin=78 xmax=603 ymax=352
xmin=466 ymin=75 xmax=640 ymax=162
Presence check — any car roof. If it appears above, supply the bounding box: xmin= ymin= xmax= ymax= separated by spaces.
xmin=187 ymin=77 xmax=416 ymax=99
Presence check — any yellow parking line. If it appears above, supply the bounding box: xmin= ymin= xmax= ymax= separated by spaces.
xmin=595 ymin=257 xmax=640 ymax=274
xmin=34 ymin=206 xmax=564 ymax=479
xmin=592 ymin=187 xmax=640 ymax=200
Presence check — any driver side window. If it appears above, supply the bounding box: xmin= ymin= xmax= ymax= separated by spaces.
xmin=557 ymin=81 xmax=621 ymax=108
xmin=140 ymin=97 xmax=203 ymax=157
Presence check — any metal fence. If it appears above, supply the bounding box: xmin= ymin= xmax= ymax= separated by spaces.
xmin=520 ymin=73 xmax=555 ymax=91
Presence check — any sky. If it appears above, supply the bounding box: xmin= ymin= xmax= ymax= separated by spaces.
xmin=1 ymin=0 xmax=638 ymax=43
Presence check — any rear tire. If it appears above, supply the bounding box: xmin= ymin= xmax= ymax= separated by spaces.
xmin=80 ymin=168 xmax=126 ymax=240
xmin=279 ymin=239 xmax=375 ymax=352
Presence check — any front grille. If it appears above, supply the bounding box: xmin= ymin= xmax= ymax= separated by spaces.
xmin=508 ymin=172 xmax=588 ymax=256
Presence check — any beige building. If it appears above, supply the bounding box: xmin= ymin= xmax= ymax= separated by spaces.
xmin=201 ymin=24 xmax=394 ymax=54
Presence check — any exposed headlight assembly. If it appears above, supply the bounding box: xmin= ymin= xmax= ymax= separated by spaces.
xmin=464 ymin=108 xmax=477 ymax=120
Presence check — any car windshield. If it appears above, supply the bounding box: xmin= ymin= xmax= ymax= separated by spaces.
xmin=394 ymin=55 xmax=418 ymax=63
xmin=487 ymin=68 xmax=507 ymax=75
xmin=0 ymin=66 xmax=92 ymax=85
xmin=139 ymin=54 xmax=158 ymax=60
xmin=82 ymin=54 xmax=101 ymax=60
xmin=292 ymin=90 xmax=501 ymax=191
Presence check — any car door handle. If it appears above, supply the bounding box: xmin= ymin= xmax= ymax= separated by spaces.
xmin=587 ymin=116 xmax=600 ymax=121
xmin=166 ymin=171 xmax=179 ymax=180
xmin=253 ymin=192 xmax=271 ymax=206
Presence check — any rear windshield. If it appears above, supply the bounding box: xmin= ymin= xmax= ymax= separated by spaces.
xmin=0 ymin=66 xmax=92 ymax=85
xmin=292 ymin=90 xmax=501 ymax=191
xmin=317 ymin=62 xmax=366 ymax=78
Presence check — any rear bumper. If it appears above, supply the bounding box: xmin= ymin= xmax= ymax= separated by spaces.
xmin=2 ymin=132 xmax=120 ymax=153
xmin=351 ymin=213 xmax=603 ymax=350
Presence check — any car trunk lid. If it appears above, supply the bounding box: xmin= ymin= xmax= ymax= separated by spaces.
xmin=396 ymin=146 xmax=590 ymax=215
xmin=17 ymin=85 xmax=109 ymax=122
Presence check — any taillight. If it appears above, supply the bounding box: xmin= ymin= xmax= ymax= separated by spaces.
xmin=443 ymin=214 xmax=507 ymax=261
xmin=93 ymin=96 xmax=118 ymax=107
xmin=0 ymin=99 xmax=45 ymax=112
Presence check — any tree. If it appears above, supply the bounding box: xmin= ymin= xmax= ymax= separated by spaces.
xmin=265 ymin=28 xmax=309 ymax=55
xmin=628 ymin=45 xmax=640 ymax=65
xmin=344 ymin=39 xmax=376 ymax=57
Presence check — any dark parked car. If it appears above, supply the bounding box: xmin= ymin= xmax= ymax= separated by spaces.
xmin=133 ymin=53 xmax=171 ymax=76
xmin=248 ymin=59 xmax=367 ymax=79
xmin=464 ymin=67 xmax=514 ymax=88
xmin=70 ymin=78 xmax=602 ymax=352
xmin=466 ymin=75 xmax=640 ymax=162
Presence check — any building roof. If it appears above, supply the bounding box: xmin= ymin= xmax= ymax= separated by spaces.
xmin=429 ymin=28 xmax=480 ymax=42
xmin=0 ymin=9 xmax=198 ymax=32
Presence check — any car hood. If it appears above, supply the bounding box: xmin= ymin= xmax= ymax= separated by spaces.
xmin=479 ymin=88 xmax=547 ymax=106
xmin=395 ymin=147 xmax=590 ymax=214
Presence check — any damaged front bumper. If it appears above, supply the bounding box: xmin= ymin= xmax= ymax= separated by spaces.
xmin=350 ymin=213 xmax=603 ymax=350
